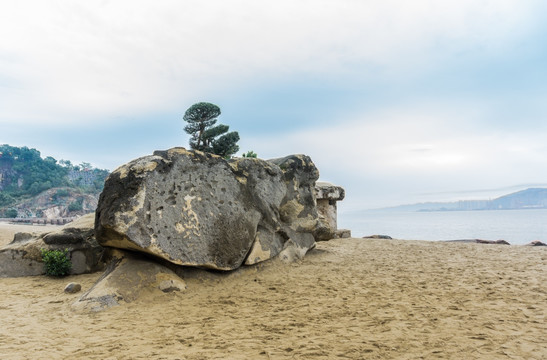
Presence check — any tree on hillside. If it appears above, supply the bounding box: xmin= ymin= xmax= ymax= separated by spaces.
xmin=0 ymin=145 xmax=109 ymax=204
xmin=183 ymin=102 xmax=240 ymax=158
xmin=5 ymin=208 xmax=18 ymax=218
xmin=0 ymin=145 xmax=69 ymax=196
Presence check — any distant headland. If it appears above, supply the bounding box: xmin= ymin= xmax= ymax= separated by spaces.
xmin=374 ymin=188 xmax=547 ymax=212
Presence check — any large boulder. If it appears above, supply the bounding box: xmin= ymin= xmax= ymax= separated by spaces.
xmin=0 ymin=213 xmax=105 ymax=277
xmin=95 ymin=148 xmax=321 ymax=271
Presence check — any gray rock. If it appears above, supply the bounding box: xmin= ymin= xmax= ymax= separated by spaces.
xmin=334 ymin=229 xmax=352 ymax=239
xmin=0 ymin=246 xmax=44 ymax=277
xmin=363 ymin=235 xmax=393 ymax=239
xmin=315 ymin=181 xmax=345 ymax=201
xmin=159 ymin=279 xmax=186 ymax=293
xmin=73 ymin=250 xmax=186 ymax=312
xmin=525 ymin=240 xmax=546 ymax=246
xmin=314 ymin=182 xmax=345 ymax=240
xmin=95 ymin=148 xmax=321 ymax=270
xmin=64 ymin=282 xmax=82 ymax=294
xmin=475 ymin=239 xmax=511 ymax=245
xmin=0 ymin=213 xmax=105 ymax=278
xmin=246 ymin=154 xmax=320 ymax=264
xmin=12 ymin=232 xmax=35 ymax=243
xmin=448 ymin=239 xmax=511 ymax=245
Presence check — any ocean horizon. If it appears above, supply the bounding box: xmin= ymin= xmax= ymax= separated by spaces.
xmin=339 ymin=208 xmax=547 ymax=245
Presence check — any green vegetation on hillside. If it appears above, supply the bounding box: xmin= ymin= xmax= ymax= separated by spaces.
xmin=0 ymin=145 xmax=109 ymax=214
xmin=0 ymin=145 xmax=68 ymax=199
xmin=242 ymin=150 xmax=258 ymax=158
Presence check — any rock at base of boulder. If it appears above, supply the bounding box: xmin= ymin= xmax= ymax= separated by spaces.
xmin=73 ymin=250 xmax=186 ymax=312
xmin=244 ymin=226 xmax=286 ymax=265
xmin=334 ymin=229 xmax=352 ymax=239
xmin=158 ymin=279 xmax=186 ymax=293
xmin=0 ymin=213 xmax=104 ymax=278
xmin=64 ymin=282 xmax=82 ymax=294
xmin=278 ymin=233 xmax=316 ymax=263
xmin=12 ymin=232 xmax=35 ymax=243
xmin=0 ymin=248 xmax=44 ymax=277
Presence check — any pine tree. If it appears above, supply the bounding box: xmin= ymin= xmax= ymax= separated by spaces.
xmin=183 ymin=102 xmax=240 ymax=158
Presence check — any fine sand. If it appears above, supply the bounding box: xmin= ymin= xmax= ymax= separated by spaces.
xmin=0 ymin=222 xmax=61 ymax=245
xmin=0 ymin=224 xmax=545 ymax=359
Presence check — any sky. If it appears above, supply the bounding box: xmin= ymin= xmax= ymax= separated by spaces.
xmin=2 ymin=0 xmax=547 ymax=219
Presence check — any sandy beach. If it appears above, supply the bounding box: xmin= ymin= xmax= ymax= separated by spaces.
xmin=0 ymin=222 xmax=61 ymax=246
xmin=0 ymin=224 xmax=545 ymax=359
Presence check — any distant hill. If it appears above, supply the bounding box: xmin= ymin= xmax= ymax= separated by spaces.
xmin=0 ymin=144 xmax=109 ymax=218
xmin=374 ymin=188 xmax=547 ymax=212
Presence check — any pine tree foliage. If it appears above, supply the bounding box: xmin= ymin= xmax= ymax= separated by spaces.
xmin=183 ymin=102 xmax=240 ymax=158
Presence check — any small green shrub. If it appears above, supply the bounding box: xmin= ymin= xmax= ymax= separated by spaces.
xmin=5 ymin=208 xmax=18 ymax=218
xmin=52 ymin=189 xmax=71 ymax=203
xmin=68 ymin=198 xmax=83 ymax=212
xmin=0 ymin=193 xmax=15 ymax=207
xmin=41 ymin=249 xmax=72 ymax=276
xmin=242 ymin=150 xmax=258 ymax=158
xmin=54 ymin=189 xmax=71 ymax=198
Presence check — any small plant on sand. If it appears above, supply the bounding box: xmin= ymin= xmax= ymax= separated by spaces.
xmin=41 ymin=249 xmax=72 ymax=276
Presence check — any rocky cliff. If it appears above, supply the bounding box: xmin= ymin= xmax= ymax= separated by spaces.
xmin=0 ymin=144 xmax=108 ymax=218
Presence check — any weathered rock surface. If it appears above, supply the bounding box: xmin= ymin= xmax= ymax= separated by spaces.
xmin=64 ymin=282 xmax=82 ymax=294
xmin=315 ymin=182 xmax=345 ymax=240
xmin=158 ymin=279 xmax=185 ymax=293
xmin=95 ymin=148 xmax=321 ymax=271
xmin=73 ymin=250 xmax=187 ymax=312
xmin=363 ymin=235 xmax=393 ymax=240
xmin=0 ymin=213 xmax=105 ymax=277
xmin=334 ymin=229 xmax=352 ymax=239
xmin=525 ymin=240 xmax=546 ymax=246
xmin=247 ymin=154 xmax=320 ymax=265
xmin=7 ymin=187 xmax=99 ymax=219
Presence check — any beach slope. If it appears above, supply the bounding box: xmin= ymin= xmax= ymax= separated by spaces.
xmin=0 ymin=230 xmax=545 ymax=359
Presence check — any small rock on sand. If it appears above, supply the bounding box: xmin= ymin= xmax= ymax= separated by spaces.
xmin=159 ymin=279 xmax=187 ymax=293
xmin=525 ymin=240 xmax=546 ymax=246
xmin=475 ymin=239 xmax=511 ymax=245
xmin=64 ymin=282 xmax=82 ymax=294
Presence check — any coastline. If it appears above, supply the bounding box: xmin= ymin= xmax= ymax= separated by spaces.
xmin=0 ymin=234 xmax=545 ymax=359
xmin=342 ymin=208 xmax=547 ymax=245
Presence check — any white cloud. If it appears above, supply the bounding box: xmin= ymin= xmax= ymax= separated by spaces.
xmin=243 ymin=102 xmax=547 ymax=208
xmin=0 ymin=0 xmax=543 ymax=124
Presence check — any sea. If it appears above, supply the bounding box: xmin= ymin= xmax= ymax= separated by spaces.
xmin=339 ymin=208 xmax=547 ymax=245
